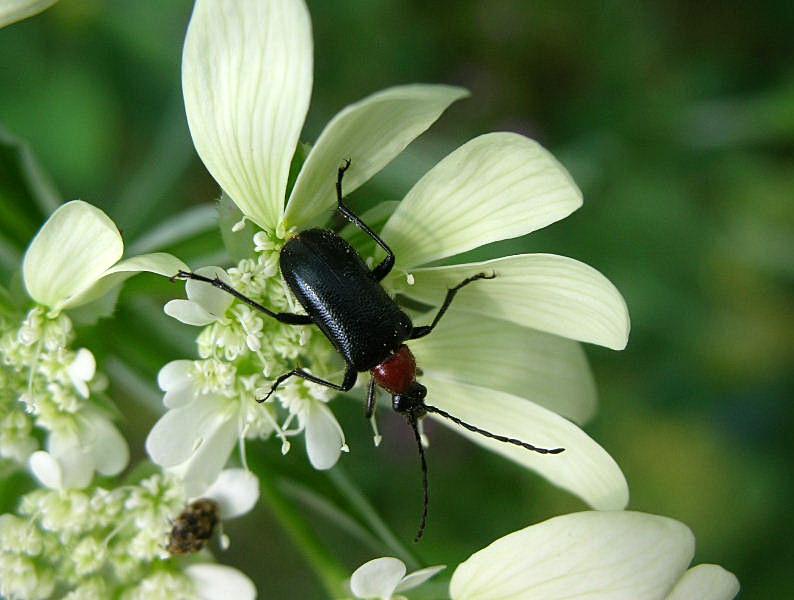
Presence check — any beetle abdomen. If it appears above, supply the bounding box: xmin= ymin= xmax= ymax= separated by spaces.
xmin=280 ymin=229 xmax=412 ymax=371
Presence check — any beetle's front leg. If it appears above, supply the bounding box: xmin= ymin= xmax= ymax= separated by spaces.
xmin=258 ymin=363 xmax=358 ymax=403
xmin=172 ymin=270 xmax=312 ymax=325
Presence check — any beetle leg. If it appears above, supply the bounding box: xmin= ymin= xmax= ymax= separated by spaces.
xmin=364 ymin=376 xmax=377 ymax=419
xmin=365 ymin=378 xmax=383 ymax=446
xmin=258 ymin=364 xmax=358 ymax=403
xmin=409 ymin=272 xmax=496 ymax=339
xmin=335 ymin=160 xmax=396 ymax=282
xmin=171 ymin=270 xmax=313 ymax=325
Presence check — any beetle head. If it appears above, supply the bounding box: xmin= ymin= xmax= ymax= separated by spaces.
xmin=392 ymin=381 xmax=427 ymax=417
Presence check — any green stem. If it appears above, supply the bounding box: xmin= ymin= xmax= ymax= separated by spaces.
xmin=258 ymin=468 xmax=349 ymax=598
xmin=328 ymin=465 xmax=421 ymax=570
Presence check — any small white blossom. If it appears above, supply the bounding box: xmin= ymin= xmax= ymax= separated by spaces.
xmin=23 ymin=200 xmax=186 ymax=313
xmin=350 ymin=557 xmax=445 ymax=600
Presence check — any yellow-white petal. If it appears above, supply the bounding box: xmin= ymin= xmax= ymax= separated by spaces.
xmin=380 ymin=132 xmax=582 ymax=269
xmin=665 ymin=564 xmax=740 ymax=600
xmin=411 ymin=309 xmax=596 ymax=424
xmin=183 ymin=0 xmax=313 ymax=230
xmin=304 ymin=401 xmax=345 ymax=470
xmin=0 ymin=0 xmax=57 ymax=28
xmin=63 ymin=252 xmax=188 ymax=309
xmin=146 ymin=394 xmax=231 ymax=469
xmin=450 ymin=511 xmax=695 ymax=600
xmin=203 ymin=468 xmax=260 ymax=519
xmin=186 ymin=564 xmax=257 ymax=600
xmin=422 ymin=376 xmax=628 ymax=510
xmin=395 ymin=565 xmax=446 ymax=593
xmin=284 ymin=84 xmax=468 ymax=229
xmin=350 ymin=557 xmax=406 ymax=600
xmin=23 ymin=200 xmax=123 ymax=309
xmin=402 ymin=253 xmax=630 ymax=350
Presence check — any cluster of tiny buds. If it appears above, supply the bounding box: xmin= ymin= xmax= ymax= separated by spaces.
xmin=182 ymin=230 xmax=345 ymax=454
xmin=0 ymin=474 xmax=201 ymax=600
xmin=0 ymin=307 xmax=105 ymax=468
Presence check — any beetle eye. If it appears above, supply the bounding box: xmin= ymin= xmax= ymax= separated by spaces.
xmin=392 ymin=395 xmax=407 ymax=413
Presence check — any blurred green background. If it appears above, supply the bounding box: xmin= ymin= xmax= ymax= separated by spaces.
xmin=1 ymin=0 xmax=792 ymax=597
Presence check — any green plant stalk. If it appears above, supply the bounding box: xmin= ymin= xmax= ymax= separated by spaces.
xmin=258 ymin=467 xmax=349 ymax=598
xmin=328 ymin=465 xmax=421 ymax=570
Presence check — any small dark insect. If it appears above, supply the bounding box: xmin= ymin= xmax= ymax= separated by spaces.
xmin=173 ymin=160 xmax=563 ymax=541
xmin=167 ymin=498 xmax=220 ymax=555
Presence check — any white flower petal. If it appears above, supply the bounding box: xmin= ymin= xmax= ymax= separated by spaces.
xmin=146 ymin=395 xmax=230 ymax=468
xmin=164 ymin=299 xmax=217 ymax=326
xmin=83 ymin=413 xmax=129 ymax=477
xmin=158 ymin=360 xmax=196 ymax=408
xmin=186 ymin=564 xmax=257 ymax=600
xmin=422 ymin=376 xmax=628 ymax=510
xmin=67 ymin=348 xmax=96 ymax=398
xmin=404 ymin=253 xmax=630 ymax=350
xmin=69 ymin=348 xmax=96 ymax=382
xmin=304 ymin=401 xmax=345 ymax=470
xmin=173 ymin=412 xmax=240 ymax=498
xmin=63 ymin=252 xmax=189 ymax=309
xmin=284 ymin=84 xmax=468 ymax=229
xmin=183 ymin=0 xmax=313 ymax=230
xmin=186 ymin=266 xmax=234 ymax=318
xmin=350 ymin=557 xmax=406 ymax=599
xmin=411 ymin=309 xmax=597 ymax=425
xmin=203 ymin=468 xmax=260 ymax=519
xmin=0 ymin=0 xmax=57 ymax=28
xmin=158 ymin=360 xmax=194 ymax=391
xmin=450 ymin=511 xmax=695 ymax=600
xmin=666 ymin=564 xmax=740 ymax=600
xmin=380 ymin=133 xmax=582 ymax=268
xmin=46 ymin=433 xmax=93 ymax=489
xmin=29 ymin=450 xmax=63 ymax=489
xmin=23 ymin=200 xmax=123 ymax=309
xmin=394 ymin=565 xmax=446 ymax=593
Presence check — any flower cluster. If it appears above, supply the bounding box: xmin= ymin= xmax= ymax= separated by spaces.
xmin=0 ymin=303 xmax=127 ymax=488
xmin=149 ymin=0 xmax=632 ymax=516
xmin=0 ymin=471 xmax=256 ymax=600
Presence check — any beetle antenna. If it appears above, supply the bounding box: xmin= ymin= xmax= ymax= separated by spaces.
xmin=408 ymin=414 xmax=429 ymax=542
xmin=423 ymin=404 xmax=565 ymax=455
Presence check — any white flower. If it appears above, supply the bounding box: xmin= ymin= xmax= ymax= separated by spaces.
xmin=449 ymin=511 xmax=739 ymax=600
xmin=165 ymin=266 xmax=234 ymax=326
xmin=163 ymin=0 xmax=631 ymax=511
xmin=29 ymin=410 xmax=129 ymax=490
xmin=0 ymin=0 xmax=57 ymax=28
xmin=183 ymin=0 xmax=468 ymax=235
xmin=23 ymin=200 xmax=187 ymax=313
xmin=350 ymin=557 xmax=445 ymax=600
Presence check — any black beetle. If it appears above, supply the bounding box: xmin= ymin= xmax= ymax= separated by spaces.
xmin=174 ymin=160 xmax=563 ymax=540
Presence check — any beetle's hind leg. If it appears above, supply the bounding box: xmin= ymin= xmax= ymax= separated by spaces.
xmin=335 ymin=160 xmax=396 ymax=282
xmin=258 ymin=363 xmax=358 ymax=403
xmin=410 ymin=272 xmax=496 ymax=339
xmin=171 ymin=270 xmax=312 ymax=325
